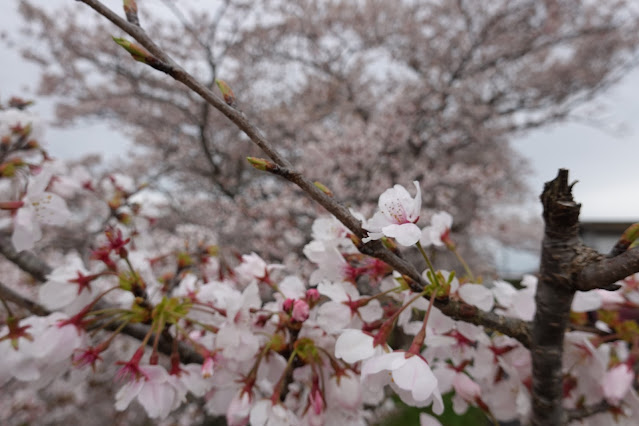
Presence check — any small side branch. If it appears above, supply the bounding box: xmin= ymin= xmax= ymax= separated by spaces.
xmin=437 ymin=299 xmax=532 ymax=348
xmin=579 ymin=247 xmax=639 ymax=291
xmin=0 ymin=235 xmax=52 ymax=281
xmin=564 ymin=400 xmax=611 ymax=424
xmin=0 ymin=280 xmax=48 ymax=316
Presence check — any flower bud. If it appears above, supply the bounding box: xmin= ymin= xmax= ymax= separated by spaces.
xmin=247 ymin=156 xmax=276 ymax=171
xmin=215 ymin=79 xmax=236 ymax=106
xmin=282 ymin=298 xmax=294 ymax=312
xmin=292 ymin=300 xmax=310 ymax=322
xmin=112 ymin=37 xmax=153 ymax=63
xmin=313 ymin=181 xmax=333 ymax=197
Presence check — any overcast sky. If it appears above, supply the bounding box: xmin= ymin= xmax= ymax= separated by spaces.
xmin=2 ymin=0 xmax=639 ymax=223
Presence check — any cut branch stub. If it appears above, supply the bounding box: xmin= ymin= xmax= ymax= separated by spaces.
xmin=540 ymin=168 xmax=580 ymax=237
xmin=531 ymin=168 xmax=582 ymax=426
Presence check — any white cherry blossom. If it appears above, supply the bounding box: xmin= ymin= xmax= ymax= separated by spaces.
xmin=361 ymin=351 xmax=443 ymax=413
xmin=11 ymin=168 xmax=70 ymax=251
xmin=363 ymin=181 xmax=422 ymax=246
xmin=420 ymin=211 xmax=453 ymax=247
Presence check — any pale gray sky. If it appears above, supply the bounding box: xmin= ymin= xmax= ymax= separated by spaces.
xmin=514 ymin=67 xmax=639 ymax=221
xmin=2 ymin=0 xmax=639 ymax=222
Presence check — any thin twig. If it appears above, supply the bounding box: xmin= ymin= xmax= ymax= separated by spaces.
xmin=0 ymin=281 xmax=48 ymax=316
xmin=75 ymin=0 xmax=533 ymax=348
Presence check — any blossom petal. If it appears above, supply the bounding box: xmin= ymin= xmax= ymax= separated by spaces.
xmin=383 ymin=223 xmax=421 ymax=246
xmin=459 ymin=284 xmax=494 ymax=311
xmin=335 ymin=330 xmax=376 ymax=363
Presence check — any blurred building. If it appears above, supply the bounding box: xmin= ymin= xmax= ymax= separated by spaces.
xmin=494 ymin=221 xmax=638 ymax=281
xmin=579 ymin=221 xmax=636 ymax=255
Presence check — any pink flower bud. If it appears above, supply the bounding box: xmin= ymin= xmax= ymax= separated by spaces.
xmin=292 ymin=300 xmax=310 ymax=322
xmin=282 ymin=298 xmax=294 ymax=312
xmin=306 ymin=289 xmax=320 ymax=303
xmin=452 ymin=372 xmax=481 ymax=402
xmin=201 ymin=356 xmax=214 ymax=378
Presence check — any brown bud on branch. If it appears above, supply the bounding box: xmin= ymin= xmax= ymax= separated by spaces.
xmin=215 ymin=79 xmax=236 ymax=107
xmin=123 ymin=0 xmax=139 ymax=26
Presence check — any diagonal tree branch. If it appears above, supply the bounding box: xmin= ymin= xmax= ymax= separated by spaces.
xmin=74 ymin=0 xmax=532 ymax=348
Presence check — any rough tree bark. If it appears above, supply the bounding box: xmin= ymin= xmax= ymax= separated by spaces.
xmin=531 ymin=169 xmax=629 ymax=425
xmin=532 ymin=169 xmax=581 ymax=425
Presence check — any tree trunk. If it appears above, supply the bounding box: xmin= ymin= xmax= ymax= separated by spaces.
xmin=531 ymin=169 xmax=581 ymax=425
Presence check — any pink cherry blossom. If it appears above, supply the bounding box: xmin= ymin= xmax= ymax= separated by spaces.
xmin=316 ymin=281 xmax=383 ymax=334
xmin=420 ymin=211 xmax=453 ymax=247
xmin=38 ymin=254 xmax=95 ymax=313
xmin=363 ymin=181 xmax=422 ymax=246
xmin=115 ymin=364 xmax=186 ymax=419
xmin=572 ymin=290 xmax=603 ymax=312
xmin=235 ymin=252 xmax=284 ymax=286
xmin=458 ymin=283 xmax=494 ymax=312
xmin=420 ymin=413 xmax=443 ymax=426
xmin=361 ymin=351 xmax=443 ymax=413
xmin=179 ymin=363 xmax=214 ymax=397
xmin=325 ymin=372 xmax=362 ymax=410
xmin=334 ymin=329 xmax=385 ymax=364
xmin=249 ymin=399 xmax=299 ymax=426
xmin=602 ymin=363 xmax=635 ymax=406
xmin=452 ymin=372 xmax=482 ymax=413
xmin=227 ymin=391 xmax=252 ymax=426
xmin=11 ymin=168 xmax=70 ymax=251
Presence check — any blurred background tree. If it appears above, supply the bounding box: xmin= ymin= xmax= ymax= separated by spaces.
xmin=13 ymin=0 xmax=639 ymax=271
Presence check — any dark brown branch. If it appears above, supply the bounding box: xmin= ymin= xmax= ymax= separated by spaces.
xmin=118 ymin=322 xmax=203 ymax=364
xmin=0 ymin=235 xmax=52 ymax=281
xmin=0 ymin=280 xmax=49 ymax=316
xmin=564 ymin=400 xmax=611 ymax=423
xmin=579 ymin=247 xmax=639 ymax=291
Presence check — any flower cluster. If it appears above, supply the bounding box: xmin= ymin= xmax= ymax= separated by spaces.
xmin=1 ymin=109 xmax=638 ymax=426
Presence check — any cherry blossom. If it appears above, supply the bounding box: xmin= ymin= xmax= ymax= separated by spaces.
xmin=226 ymin=391 xmax=253 ymax=426
xmin=572 ymin=290 xmax=603 ymax=312
xmin=38 ymin=254 xmax=96 ymax=313
xmin=4 ymin=54 xmax=639 ymax=424
xmin=420 ymin=413 xmax=443 ymax=426
xmin=115 ymin=364 xmax=186 ymax=419
xmin=420 ymin=211 xmax=453 ymax=248
xmin=363 ymin=181 xmax=422 ymax=246
xmin=458 ymin=283 xmax=494 ymax=312
xmin=0 ymin=313 xmax=84 ymax=387
xmin=334 ymin=329 xmax=386 ymax=364
xmin=316 ymin=281 xmax=383 ymax=334
xmin=235 ymin=252 xmax=284 ymax=286
xmin=249 ymin=399 xmax=299 ymax=426
xmin=11 ymin=168 xmax=70 ymax=251
xmin=361 ymin=351 xmax=444 ymax=414
xmin=602 ymin=363 xmax=635 ymax=406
